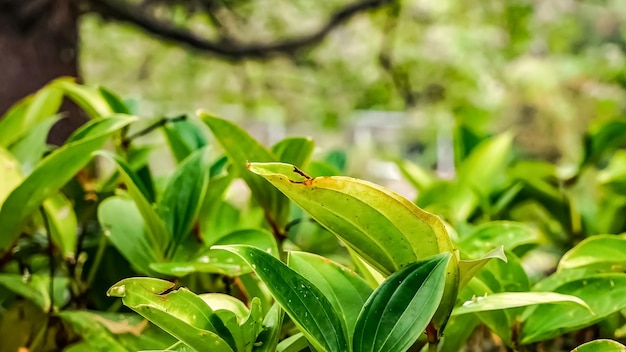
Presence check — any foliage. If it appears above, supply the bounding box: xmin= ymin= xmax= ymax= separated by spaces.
xmin=1 ymin=79 xmax=626 ymax=352
xmin=80 ymin=1 xmax=626 ymax=165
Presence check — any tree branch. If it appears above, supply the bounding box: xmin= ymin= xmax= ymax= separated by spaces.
xmin=89 ymin=0 xmax=395 ymax=59
xmin=378 ymin=1 xmax=419 ymax=108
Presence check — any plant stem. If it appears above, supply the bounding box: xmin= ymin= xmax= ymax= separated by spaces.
xmin=40 ymin=206 xmax=55 ymax=314
xmin=426 ymin=322 xmax=439 ymax=352
xmin=86 ymin=232 xmax=108 ymax=288
xmin=428 ymin=343 xmax=438 ymax=352
xmin=264 ymin=210 xmax=285 ymax=241
xmin=0 ymin=243 xmax=17 ymax=269
xmin=121 ymin=114 xmax=186 ymax=147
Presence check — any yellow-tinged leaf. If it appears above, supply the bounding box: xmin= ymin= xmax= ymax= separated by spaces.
xmin=248 ymin=162 xmax=459 ymax=336
xmin=0 ymin=148 xmax=23 ymax=207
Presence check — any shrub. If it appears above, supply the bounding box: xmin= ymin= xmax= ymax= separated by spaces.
xmin=0 ymin=79 xmax=625 ymax=351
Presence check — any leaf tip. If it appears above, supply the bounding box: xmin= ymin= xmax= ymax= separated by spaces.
xmin=494 ymin=245 xmax=508 ymax=263
xmin=106 ymin=284 xmax=126 ymax=298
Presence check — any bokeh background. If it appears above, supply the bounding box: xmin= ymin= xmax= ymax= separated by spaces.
xmin=4 ymin=0 xmax=626 ymax=182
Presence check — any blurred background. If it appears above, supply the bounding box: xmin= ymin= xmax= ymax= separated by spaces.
xmin=2 ymin=0 xmax=626 ymax=186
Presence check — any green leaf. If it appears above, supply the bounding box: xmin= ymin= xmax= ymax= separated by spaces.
xmin=43 ymin=192 xmax=78 ymax=260
xmin=415 ymin=181 xmax=476 ymax=223
xmin=324 ymin=150 xmax=347 ymax=173
xmin=200 ymin=200 xmax=240 ymax=246
xmin=0 ymin=147 xmax=23 ymax=207
xmin=199 ymin=294 xmax=264 ymax=352
xmin=163 ymin=118 xmax=207 ymax=163
xmin=200 ymin=113 xmax=290 ymax=229
xmin=458 ymin=246 xmax=507 ymax=289
xmin=0 ymin=116 xmax=134 ymax=253
xmin=349 ymin=249 xmax=385 ymax=288
xmin=0 ymin=274 xmax=69 ymax=312
xmin=307 ymin=160 xmax=342 ymax=177
xmin=288 ymin=251 xmax=373 ymax=341
xmin=531 ymin=267 xmax=599 ymax=293
xmin=210 ymin=156 xmax=230 ymax=178
xmin=452 ymin=291 xmax=589 ymax=315
xmin=98 ymin=86 xmax=132 ymax=114
xmin=127 ymin=144 xmax=156 ymax=170
xmin=395 ymin=158 xmax=436 ymax=192
xmin=247 ymin=162 xmax=453 ymax=274
xmin=514 ymin=177 xmax=573 ymax=233
xmin=0 ymin=98 xmax=30 ymax=148
xmin=467 ymin=291 xmax=517 ymax=346
xmin=271 ymin=137 xmax=315 ymax=168
xmin=352 ymin=253 xmax=451 ymax=352
xmin=458 ymin=221 xmax=540 ymax=257
xmin=458 ymin=132 xmax=513 ymax=196
xmin=66 ymin=114 xmax=133 ymax=143
xmin=276 ymin=333 xmax=310 ymax=352
xmin=491 ymin=182 xmax=524 ymax=215
xmin=212 ymin=228 xmax=278 ymax=256
xmin=9 ymin=115 xmax=60 ymax=174
xmin=522 ymin=273 xmax=626 ymax=343
xmin=253 ymin=303 xmax=284 ymax=352
xmin=199 ymin=175 xmax=235 ymax=245
xmin=597 ymin=150 xmax=626 ymax=193
xmin=99 ymin=196 xmax=160 ymax=275
xmin=0 ymin=300 xmax=49 ymax=352
xmin=571 ymin=339 xmax=626 ymax=352
xmin=558 ymin=234 xmax=626 ymax=271
xmin=97 ymin=151 xmax=169 ymax=258
xmin=0 ymin=81 xmax=63 ymax=148
xmin=286 ymin=215 xmax=346 ymax=259
xmin=60 ymin=313 xmax=128 ymax=352
xmin=151 ymin=229 xmax=278 ymax=277
xmin=584 ymin=120 xmax=626 ymax=166
xmin=241 ymin=299 xmax=267 ymax=352
xmin=200 ymin=294 xmax=251 ymax=323
xmin=159 ymin=147 xmax=210 ymax=256
xmin=97 ymin=150 xmax=153 ymax=200
xmin=476 ymin=251 xmax=530 ymax=293
xmin=215 ymin=245 xmax=349 ymax=352
xmin=464 ymin=254 xmax=530 ymax=345
xmin=54 ymin=79 xmax=114 ymax=118
xmin=107 ymin=278 xmax=234 ymax=352
xmin=58 ymin=310 xmax=178 ymax=352
xmin=437 ymin=314 xmax=480 ymax=352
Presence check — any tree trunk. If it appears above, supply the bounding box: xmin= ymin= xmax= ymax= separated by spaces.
xmin=0 ymin=0 xmax=85 ymax=145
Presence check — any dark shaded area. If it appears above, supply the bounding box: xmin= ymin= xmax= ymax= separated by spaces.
xmin=0 ymin=0 xmax=86 ymax=144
